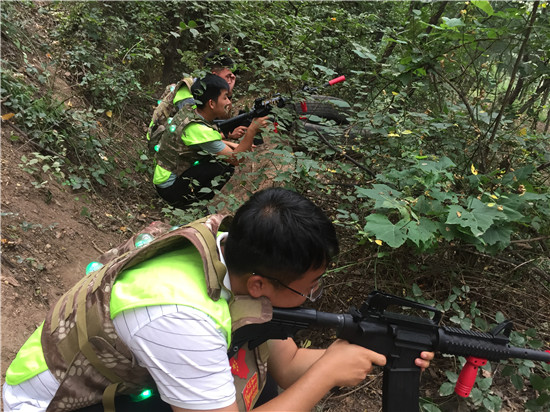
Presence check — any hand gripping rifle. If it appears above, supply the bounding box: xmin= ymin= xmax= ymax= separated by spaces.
xmin=214 ymin=75 xmax=346 ymax=136
xmin=228 ymin=290 xmax=550 ymax=412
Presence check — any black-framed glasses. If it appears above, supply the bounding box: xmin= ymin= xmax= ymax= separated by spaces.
xmin=254 ymin=273 xmax=323 ymax=302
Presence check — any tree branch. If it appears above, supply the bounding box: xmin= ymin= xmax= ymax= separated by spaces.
xmin=485 ymin=2 xmax=540 ymax=164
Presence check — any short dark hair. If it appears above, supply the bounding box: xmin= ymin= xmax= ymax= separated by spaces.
xmin=191 ymin=74 xmax=229 ymax=108
xmin=224 ymin=188 xmax=339 ymax=284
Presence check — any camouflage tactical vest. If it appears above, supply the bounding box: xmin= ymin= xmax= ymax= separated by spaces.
xmin=146 ymin=77 xmax=195 ymax=155
xmin=154 ymin=103 xmax=220 ymax=177
xmin=41 ymin=215 xmax=272 ymax=412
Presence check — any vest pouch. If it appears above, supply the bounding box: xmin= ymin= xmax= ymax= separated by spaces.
xmin=47 ymin=336 xmax=151 ymax=412
xmin=229 ymin=296 xmax=273 ymax=411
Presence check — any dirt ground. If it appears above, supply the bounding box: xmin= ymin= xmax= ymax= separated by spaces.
xmin=0 ymin=127 xmax=156 ymax=375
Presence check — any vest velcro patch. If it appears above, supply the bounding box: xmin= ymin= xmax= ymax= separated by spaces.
xmin=242 ymin=372 xmax=259 ymax=411
xmin=230 ymin=348 xmax=249 ymax=379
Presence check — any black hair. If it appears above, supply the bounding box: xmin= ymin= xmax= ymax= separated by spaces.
xmin=191 ymin=74 xmax=229 ymax=108
xmin=224 ymin=188 xmax=340 ymax=284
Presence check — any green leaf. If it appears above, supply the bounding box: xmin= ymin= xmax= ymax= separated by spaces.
xmin=495 ymin=311 xmax=506 ymax=323
xmin=445 ymin=371 xmax=459 ymax=383
xmin=439 ymin=382 xmax=455 ymax=396
xmin=352 ymin=49 xmax=377 ymax=61
xmin=412 ymin=283 xmax=423 ymax=297
xmin=482 ymin=398 xmax=496 ymax=411
xmin=460 ymin=317 xmax=472 ymax=330
xmin=421 ymin=404 xmax=442 ymax=412
xmin=477 ymin=377 xmax=492 ymax=390
xmin=529 ymin=373 xmax=548 ymax=391
xmin=441 ymin=17 xmax=465 ymax=28
xmin=472 ymin=1 xmax=494 ymax=16
xmin=480 ymin=225 xmax=513 ymax=247
xmin=405 ymin=217 xmax=438 ymax=247
xmin=330 ymin=99 xmax=351 ymax=108
xmin=511 ymin=374 xmax=524 ymax=390
xmin=356 ymin=184 xmax=404 ymax=210
xmin=363 ymin=214 xmax=407 ymax=248
xmin=446 ymin=203 xmax=498 ymax=237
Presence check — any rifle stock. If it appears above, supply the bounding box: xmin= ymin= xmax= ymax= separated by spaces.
xmin=229 ymin=291 xmax=550 ymax=412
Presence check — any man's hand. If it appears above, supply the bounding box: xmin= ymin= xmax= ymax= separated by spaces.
xmin=315 ymin=339 xmax=387 ymax=387
xmin=249 ymin=116 xmax=269 ymax=133
xmin=227 ymin=126 xmax=247 ymax=140
xmin=416 ymin=351 xmax=434 ymax=371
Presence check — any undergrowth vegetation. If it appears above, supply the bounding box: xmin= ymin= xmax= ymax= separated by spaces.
xmin=1 ymin=1 xmax=549 ymax=411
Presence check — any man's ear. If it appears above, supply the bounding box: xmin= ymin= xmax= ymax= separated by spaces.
xmin=207 ymin=98 xmax=215 ymax=110
xmin=246 ymin=274 xmax=269 ymax=298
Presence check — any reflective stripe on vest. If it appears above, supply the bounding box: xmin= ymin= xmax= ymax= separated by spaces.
xmin=173 ymin=85 xmax=193 ymax=105
xmin=5 ymin=322 xmax=48 ymax=385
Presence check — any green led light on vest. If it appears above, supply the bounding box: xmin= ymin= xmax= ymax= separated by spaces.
xmin=154 ymin=144 xmax=160 ymax=152
xmin=193 ymin=160 xmax=200 ymax=166
xmin=130 ymin=388 xmax=153 ymax=402
xmin=85 ymin=261 xmax=103 ymax=276
xmin=135 ymin=233 xmax=154 ymax=248
xmin=170 ymin=85 xmax=175 ymax=92
xmin=169 ymin=125 xmax=177 ymax=132
xmin=167 ymin=117 xmax=173 ymax=124
xmin=157 ymin=99 xmax=162 ymax=105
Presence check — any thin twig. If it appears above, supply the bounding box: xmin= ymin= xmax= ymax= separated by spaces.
xmin=313 ymin=129 xmax=377 ymax=178
xmin=91 ymin=240 xmax=104 ymax=255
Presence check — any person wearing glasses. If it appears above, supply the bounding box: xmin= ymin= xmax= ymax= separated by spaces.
xmin=3 ymin=188 xmax=433 ymax=412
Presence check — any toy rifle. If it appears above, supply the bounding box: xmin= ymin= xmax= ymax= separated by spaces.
xmin=214 ymin=75 xmax=346 ymax=136
xmin=229 ymin=290 xmax=550 ymax=412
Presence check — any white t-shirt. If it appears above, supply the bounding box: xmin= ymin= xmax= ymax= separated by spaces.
xmin=3 ymin=233 xmax=235 ymax=411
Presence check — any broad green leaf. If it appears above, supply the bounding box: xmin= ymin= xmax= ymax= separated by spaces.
xmin=405 ymin=217 xmax=438 ymax=247
xmin=446 ymin=204 xmax=498 ymax=237
xmin=363 ymin=214 xmax=407 ymax=248
xmin=356 ymin=184 xmax=404 ymax=210
xmin=472 ymin=1 xmax=494 ymax=16
xmin=441 ymin=17 xmax=464 ymax=28
xmin=330 ymin=99 xmax=351 ymax=108
xmin=480 ymin=225 xmax=513 ymax=246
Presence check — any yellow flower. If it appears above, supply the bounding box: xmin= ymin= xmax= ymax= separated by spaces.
xmin=471 ymin=164 xmax=478 ymax=175
xmin=387 ymin=132 xmax=400 ymax=137
xmin=375 ymin=239 xmax=383 ymax=246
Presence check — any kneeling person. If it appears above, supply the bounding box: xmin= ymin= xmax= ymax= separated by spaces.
xmin=153 ymin=74 xmax=267 ymax=209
